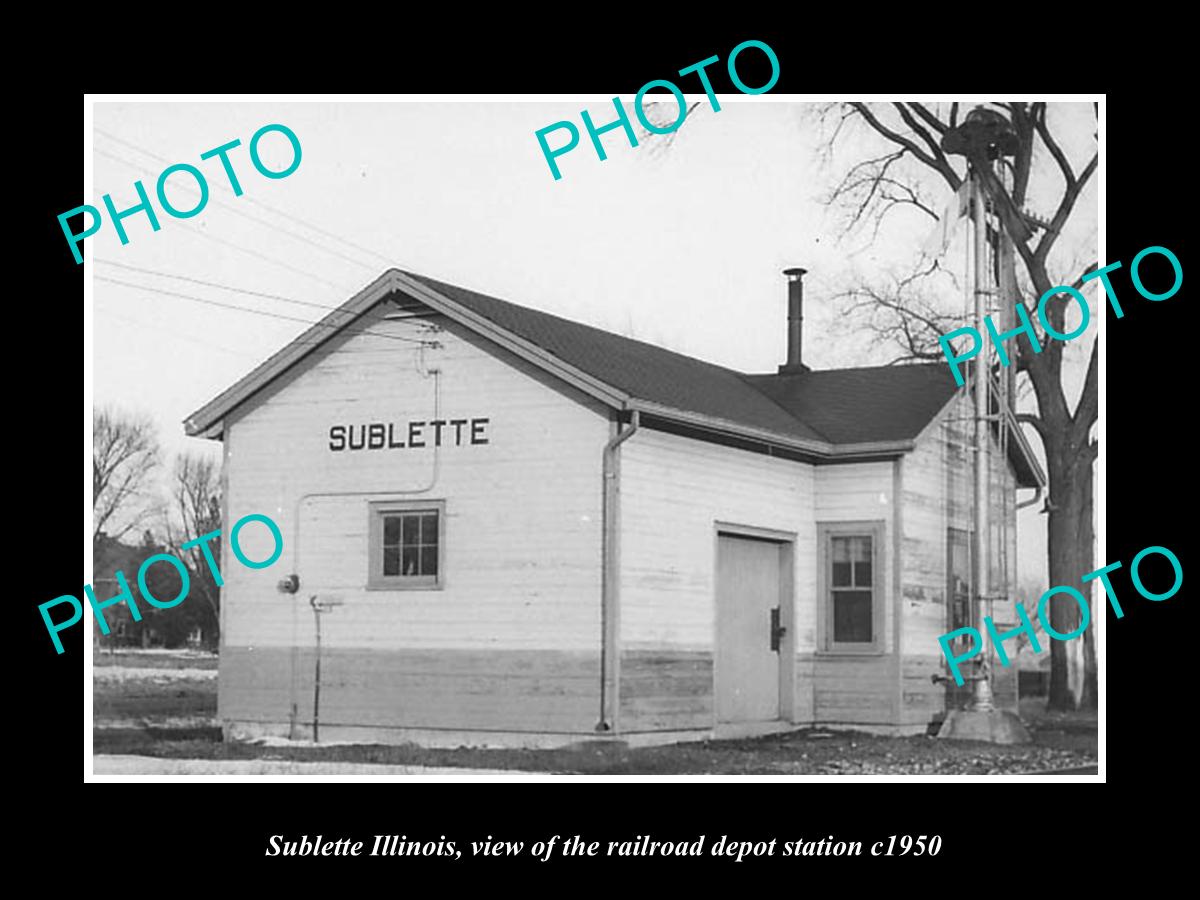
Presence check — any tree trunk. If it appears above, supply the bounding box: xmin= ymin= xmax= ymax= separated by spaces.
xmin=1078 ymin=460 xmax=1098 ymax=710
xmin=1044 ymin=438 xmax=1094 ymax=711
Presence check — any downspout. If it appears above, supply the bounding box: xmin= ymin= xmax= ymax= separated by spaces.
xmin=598 ymin=410 xmax=640 ymax=733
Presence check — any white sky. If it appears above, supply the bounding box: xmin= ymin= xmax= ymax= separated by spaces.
xmin=90 ymin=99 xmax=1099 ymax=583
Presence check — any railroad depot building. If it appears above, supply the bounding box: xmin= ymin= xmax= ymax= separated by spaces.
xmin=185 ymin=268 xmax=1044 ymax=745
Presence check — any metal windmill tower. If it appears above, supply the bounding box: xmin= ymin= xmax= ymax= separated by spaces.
xmin=936 ymin=106 xmax=1031 ymax=744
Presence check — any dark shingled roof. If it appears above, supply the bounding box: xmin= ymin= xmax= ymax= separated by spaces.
xmin=404 ymin=272 xmax=830 ymax=443
xmin=187 ymin=268 xmax=1043 ymax=486
xmin=743 ymin=364 xmax=960 ymax=444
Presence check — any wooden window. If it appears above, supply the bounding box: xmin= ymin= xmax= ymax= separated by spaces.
xmin=818 ymin=521 xmax=885 ymax=653
xmin=947 ymin=527 xmax=973 ymax=636
xmin=367 ymin=500 xmax=445 ymax=590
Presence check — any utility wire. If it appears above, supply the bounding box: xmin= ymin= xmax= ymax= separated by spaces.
xmin=96 ymin=259 xmax=344 ymax=313
xmin=93 ymin=144 xmax=380 ymax=273
xmin=96 ymin=275 xmax=439 ymax=347
xmin=92 ymin=149 xmax=355 ymax=294
xmin=95 ymin=260 xmax=442 ymax=342
xmin=95 ymin=127 xmax=397 ymax=267
xmin=97 ymin=305 xmax=264 ymax=358
xmin=94 ymin=260 xmax=443 ymax=343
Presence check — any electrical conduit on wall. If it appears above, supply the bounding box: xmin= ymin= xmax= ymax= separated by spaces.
xmin=286 ymin=355 xmax=443 ymax=739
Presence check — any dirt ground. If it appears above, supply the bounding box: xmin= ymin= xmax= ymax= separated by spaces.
xmin=93 ymin=650 xmax=1098 ymax=775
xmin=93 ymin=649 xmax=217 ymax=726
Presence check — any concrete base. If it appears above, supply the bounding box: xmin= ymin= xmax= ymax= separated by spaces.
xmin=227 ymin=720 xmax=621 ymax=750
xmin=936 ymin=709 xmax=1032 ymax=744
xmin=812 ymin=721 xmax=930 ymax=738
xmin=225 ymin=719 xmax=843 ymax=750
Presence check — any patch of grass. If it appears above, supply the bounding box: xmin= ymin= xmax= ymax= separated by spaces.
xmin=93 ymin=675 xmax=217 ymax=722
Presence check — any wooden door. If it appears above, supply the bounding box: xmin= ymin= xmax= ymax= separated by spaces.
xmin=716 ymin=535 xmax=782 ymax=723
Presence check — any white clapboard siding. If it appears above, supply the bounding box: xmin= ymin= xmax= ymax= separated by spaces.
xmin=813 ymin=461 xmax=897 ymax=653
xmin=221 ymin=308 xmax=609 ymax=654
xmin=900 ymin=391 xmax=1021 ymax=719
xmin=619 ymin=428 xmax=816 ymax=652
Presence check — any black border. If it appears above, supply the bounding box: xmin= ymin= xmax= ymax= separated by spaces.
xmin=27 ymin=27 xmax=1181 ymax=883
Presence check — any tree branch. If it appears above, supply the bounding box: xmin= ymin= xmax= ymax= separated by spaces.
xmin=1035 ymin=151 xmax=1098 ymax=265
xmin=850 ymin=103 xmax=963 ymax=190
xmin=1072 ymin=340 xmax=1099 ymax=444
xmin=893 ymin=102 xmax=956 ymax=179
xmin=1034 ymin=103 xmax=1076 ymax=189
xmin=908 ymin=102 xmax=949 ymax=134
xmin=93 ymin=408 xmax=160 ymax=542
xmin=1071 ymin=262 xmax=1099 ymax=291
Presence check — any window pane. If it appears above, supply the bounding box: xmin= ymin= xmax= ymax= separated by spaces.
xmin=831 ymin=536 xmax=851 ymax=586
xmin=832 ymin=536 xmax=850 ymax=562
xmin=950 ymin=531 xmax=969 ymax=574
xmin=851 ymin=536 xmax=871 ymax=562
xmin=420 ymin=546 xmax=438 ymax=577
xmin=949 ymin=529 xmax=970 ymax=601
xmin=832 ymin=561 xmax=852 ymax=587
xmin=383 ymin=546 xmax=400 ymax=576
xmin=402 ymin=515 xmax=419 ymax=545
xmin=402 ymin=546 xmax=419 ymax=576
xmin=833 ymin=590 xmax=873 ymax=643
xmin=383 ymin=516 xmax=401 ymax=545
xmin=420 ymin=513 xmax=438 ymax=546
xmin=854 ymin=560 xmax=872 ymax=586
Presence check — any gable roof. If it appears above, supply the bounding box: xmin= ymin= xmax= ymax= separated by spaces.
xmin=743 ymin=365 xmax=959 ymax=444
xmin=747 ymin=365 xmax=1043 ymax=486
xmin=404 ymin=272 xmax=827 ymax=444
xmin=183 ymin=268 xmax=1044 ymax=485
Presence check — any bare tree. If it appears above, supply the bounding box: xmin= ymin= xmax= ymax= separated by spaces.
xmin=165 ymin=452 xmax=223 ymax=643
xmin=815 ymin=103 xmax=1098 ymax=711
xmin=637 ymin=100 xmax=701 ymax=159
xmin=93 ymin=407 xmax=161 ymax=543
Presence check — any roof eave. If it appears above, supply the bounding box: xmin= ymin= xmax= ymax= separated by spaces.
xmin=627 ymin=399 xmax=914 ymax=460
xmin=183 ymin=269 xmax=409 ymax=438
xmin=180 ymin=270 xmax=959 ymax=466
xmin=1002 ymin=403 xmax=1048 ymax=489
xmin=394 ymin=271 xmax=629 ymax=410
xmin=183 ymin=269 xmax=633 ymax=439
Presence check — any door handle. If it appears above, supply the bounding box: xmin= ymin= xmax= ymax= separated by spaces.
xmin=770 ymin=606 xmax=787 ymax=652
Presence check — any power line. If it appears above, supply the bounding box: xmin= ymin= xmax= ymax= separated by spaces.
xmin=95 ymin=127 xmax=397 ymax=267
xmin=96 ymin=305 xmax=264 ymax=358
xmin=95 ymin=275 xmax=439 ymax=347
xmin=96 ymin=260 xmax=442 ymax=343
xmin=99 ymin=303 xmax=425 ymax=362
xmin=96 ymin=259 xmax=344 ymax=313
xmin=93 ymin=148 xmax=355 ymax=293
xmin=93 ymin=144 xmax=381 ymax=273
xmin=99 ymin=302 xmax=437 ymax=363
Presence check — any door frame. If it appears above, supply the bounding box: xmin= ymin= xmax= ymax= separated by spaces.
xmin=712 ymin=522 xmax=796 ymax=726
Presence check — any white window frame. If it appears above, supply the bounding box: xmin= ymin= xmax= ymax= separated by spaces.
xmin=367 ymin=500 xmax=446 ymax=591
xmin=816 ymin=520 xmax=886 ymax=654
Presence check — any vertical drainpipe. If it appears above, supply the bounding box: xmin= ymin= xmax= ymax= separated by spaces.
xmin=598 ymin=410 xmax=640 ymax=733
xmin=892 ymin=457 xmax=903 ymax=726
